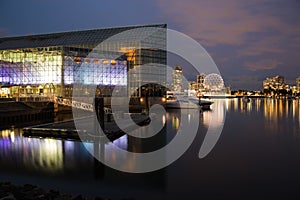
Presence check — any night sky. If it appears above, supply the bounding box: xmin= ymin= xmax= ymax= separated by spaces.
xmin=1 ymin=0 xmax=300 ymax=90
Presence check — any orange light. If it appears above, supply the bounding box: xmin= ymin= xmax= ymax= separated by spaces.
xmin=111 ymin=60 xmax=116 ymax=65
xmin=102 ymin=59 xmax=108 ymax=65
xmin=162 ymin=97 xmax=166 ymax=102
xmin=93 ymin=59 xmax=99 ymax=65
xmin=74 ymin=57 xmax=81 ymax=64
xmin=84 ymin=58 xmax=90 ymax=64
xmin=140 ymin=98 xmax=144 ymax=103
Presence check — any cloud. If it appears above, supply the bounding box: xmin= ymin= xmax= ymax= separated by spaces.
xmin=244 ymin=59 xmax=282 ymax=71
xmin=238 ymin=35 xmax=285 ymax=56
xmin=0 ymin=28 xmax=9 ymax=37
xmin=156 ymin=0 xmax=300 ymax=47
xmin=155 ymin=0 xmax=300 ymax=80
xmin=224 ymin=74 xmax=264 ymax=90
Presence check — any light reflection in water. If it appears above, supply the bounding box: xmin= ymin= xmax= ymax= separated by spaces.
xmin=292 ymin=100 xmax=300 ymax=120
xmin=255 ymin=99 xmax=261 ymax=112
xmin=225 ymin=98 xmax=300 ymax=122
xmin=83 ymin=108 xmax=204 ymax=172
xmin=10 ymin=130 xmax=15 ymax=143
xmin=0 ymin=98 xmax=299 ymax=176
xmin=162 ymin=114 xmax=166 ymax=125
xmin=199 ymin=99 xmax=226 ymax=158
xmin=202 ymin=100 xmax=226 ymax=128
xmin=0 ymin=129 xmax=68 ymax=173
xmin=172 ymin=116 xmax=180 ymax=129
xmin=263 ymin=98 xmax=300 ymax=122
xmin=247 ymin=100 xmax=252 ymax=112
xmin=226 ymin=98 xmax=300 ymax=134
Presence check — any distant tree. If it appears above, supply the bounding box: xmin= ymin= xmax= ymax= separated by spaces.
xmin=278 ymin=89 xmax=288 ymax=96
xmin=263 ymin=88 xmax=271 ymax=95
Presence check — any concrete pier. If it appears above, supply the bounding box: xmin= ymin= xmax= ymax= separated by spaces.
xmin=0 ymin=101 xmax=54 ymax=129
xmin=23 ymin=113 xmax=150 ymax=141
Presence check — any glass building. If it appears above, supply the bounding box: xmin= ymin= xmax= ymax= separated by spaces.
xmin=172 ymin=65 xmax=183 ymax=92
xmin=0 ymin=24 xmax=167 ymax=99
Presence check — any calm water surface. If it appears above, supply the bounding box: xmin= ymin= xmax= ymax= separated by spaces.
xmin=0 ymin=98 xmax=300 ymax=199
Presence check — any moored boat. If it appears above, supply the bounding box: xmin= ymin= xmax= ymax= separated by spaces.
xmin=166 ymin=94 xmax=213 ymax=110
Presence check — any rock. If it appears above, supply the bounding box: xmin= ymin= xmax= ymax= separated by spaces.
xmin=71 ymin=194 xmax=84 ymax=200
xmin=0 ymin=182 xmax=113 ymax=200
xmin=0 ymin=192 xmax=16 ymax=200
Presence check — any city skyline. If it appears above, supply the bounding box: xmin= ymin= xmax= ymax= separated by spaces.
xmin=1 ymin=0 xmax=300 ymax=90
xmin=175 ymin=64 xmax=299 ymax=92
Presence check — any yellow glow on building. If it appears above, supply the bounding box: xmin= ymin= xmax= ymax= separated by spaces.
xmin=102 ymin=59 xmax=108 ymax=65
xmin=110 ymin=60 xmax=117 ymax=65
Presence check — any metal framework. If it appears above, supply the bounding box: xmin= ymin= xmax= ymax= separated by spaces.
xmin=0 ymin=24 xmax=167 ymax=98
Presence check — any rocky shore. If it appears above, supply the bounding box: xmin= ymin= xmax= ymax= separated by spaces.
xmin=0 ymin=182 xmax=133 ymax=200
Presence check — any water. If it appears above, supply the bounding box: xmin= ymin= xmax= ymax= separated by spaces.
xmin=0 ymin=98 xmax=300 ymax=199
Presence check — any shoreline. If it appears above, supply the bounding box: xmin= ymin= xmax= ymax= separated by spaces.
xmin=0 ymin=182 xmax=115 ymax=200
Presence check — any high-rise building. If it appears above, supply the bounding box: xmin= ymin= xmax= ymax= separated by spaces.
xmin=197 ymin=73 xmax=206 ymax=91
xmin=263 ymin=75 xmax=286 ymax=91
xmin=172 ymin=65 xmax=183 ymax=92
xmin=296 ymin=76 xmax=300 ymax=92
xmin=188 ymin=81 xmax=197 ymax=90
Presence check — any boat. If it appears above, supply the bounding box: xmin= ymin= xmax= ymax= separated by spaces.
xmin=165 ymin=92 xmax=213 ymax=110
xmin=166 ymin=96 xmax=199 ymax=109
xmin=199 ymin=99 xmax=214 ymax=110
xmin=242 ymin=96 xmax=251 ymax=103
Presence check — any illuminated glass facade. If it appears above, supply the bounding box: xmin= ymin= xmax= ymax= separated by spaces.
xmin=0 ymin=49 xmax=63 ymax=85
xmin=0 ymin=24 xmax=166 ymax=98
xmin=172 ymin=65 xmax=183 ymax=92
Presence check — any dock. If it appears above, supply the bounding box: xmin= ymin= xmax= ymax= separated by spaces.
xmin=23 ymin=113 xmax=150 ymax=141
xmin=0 ymin=101 xmax=54 ymax=129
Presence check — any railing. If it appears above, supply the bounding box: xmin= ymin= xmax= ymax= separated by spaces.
xmin=55 ymin=97 xmax=112 ymax=114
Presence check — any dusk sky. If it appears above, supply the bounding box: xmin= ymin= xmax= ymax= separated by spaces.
xmin=1 ymin=0 xmax=300 ymax=89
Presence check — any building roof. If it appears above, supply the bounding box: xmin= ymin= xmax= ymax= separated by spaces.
xmin=174 ymin=65 xmax=182 ymax=71
xmin=0 ymin=24 xmax=167 ymax=50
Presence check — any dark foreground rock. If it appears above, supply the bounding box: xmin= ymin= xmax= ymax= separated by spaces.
xmin=0 ymin=182 xmax=127 ymax=200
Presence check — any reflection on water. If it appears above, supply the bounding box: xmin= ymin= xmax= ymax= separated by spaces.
xmin=227 ymin=98 xmax=260 ymax=113
xmin=0 ymin=129 xmax=63 ymax=173
xmin=171 ymin=115 xmax=180 ymax=130
xmin=225 ymin=98 xmax=300 ymax=122
xmin=0 ymin=128 xmax=94 ymax=176
xmin=202 ymin=100 xmax=226 ymax=128
xmin=2 ymin=98 xmax=298 ymax=175
xmin=199 ymin=100 xmax=226 ymax=158
xmin=226 ymin=98 xmax=300 ymax=122
xmin=263 ymin=98 xmax=300 ymax=122
xmin=225 ymin=98 xmax=300 ymax=138
xmin=262 ymin=98 xmax=300 ymax=135
xmin=0 ymin=98 xmax=300 ymax=199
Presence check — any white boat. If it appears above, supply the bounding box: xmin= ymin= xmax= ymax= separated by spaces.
xmin=166 ymin=94 xmax=213 ymax=110
xmin=166 ymin=97 xmax=199 ymax=109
